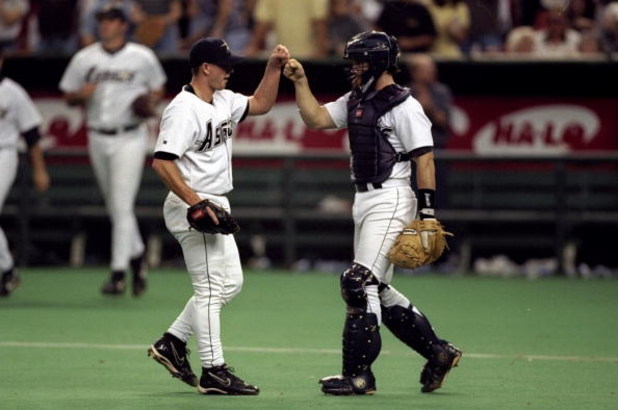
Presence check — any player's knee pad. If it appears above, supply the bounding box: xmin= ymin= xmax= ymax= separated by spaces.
xmin=340 ymin=263 xmax=379 ymax=313
xmin=342 ymin=312 xmax=381 ymax=378
xmin=381 ymin=304 xmax=440 ymax=360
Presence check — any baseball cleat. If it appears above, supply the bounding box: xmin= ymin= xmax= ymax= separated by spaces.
xmin=420 ymin=342 xmax=462 ymax=393
xmin=148 ymin=334 xmax=198 ymax=387
xmin=130 ymin=254 xmax=147 ymax=297
xmin=100 ymin=271 xmax=125 ymax=295
xmin=319 ymin=371 xmax=376 ymax=395
xmin=0 ymin=269 xmax=21 ymax=297
xmin=198 ymin=364 xmax=259 ymax=395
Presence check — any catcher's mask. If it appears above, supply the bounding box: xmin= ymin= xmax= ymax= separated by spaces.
xmin=343 ymin=31 xmax=400 ymax=94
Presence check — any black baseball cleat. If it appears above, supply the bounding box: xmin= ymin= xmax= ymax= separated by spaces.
xmin=319 ymin=371 xmax=376 ymax=395
xmin=130 ymin=254 xmax=148 ymax=297
xmin=101 ymin=271 xmax=126 ymax=295
xmin=420 ymin=342 xmax=462 ymax=393
xmin=198 ymin=364 xmax=260 ymax=395
xmin=0 ymin=269 xmax=21 ymax=297
xmin=148 ymin=333 xmax=198 ymax=387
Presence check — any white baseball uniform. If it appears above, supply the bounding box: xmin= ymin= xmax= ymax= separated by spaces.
xmin=59 ymin=42 xmax=166 ymax=272
xmin=324 ymin=91 xmax=434 ymax=322
xmin=154 ymin=85 xmax=249 ymax=368
xmin=0 ymin=76 xmax=43 ymax=272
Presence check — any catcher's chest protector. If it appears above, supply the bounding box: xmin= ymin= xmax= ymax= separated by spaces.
xmin=347 ymin=84 xmax=410 ymax=183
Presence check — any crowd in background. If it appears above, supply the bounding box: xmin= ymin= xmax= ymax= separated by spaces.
xmin=1 ymin=0 xmax=617 ymax=59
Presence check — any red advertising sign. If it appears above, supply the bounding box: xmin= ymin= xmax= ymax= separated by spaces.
xmin=34 ymin=96 xmax=618 ymax=155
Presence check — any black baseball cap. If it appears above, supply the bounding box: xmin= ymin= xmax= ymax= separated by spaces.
xmin=96 ymin=5 xmax=127 ymax=22
xmin=189 ymin=38 xmax=243 ymax=70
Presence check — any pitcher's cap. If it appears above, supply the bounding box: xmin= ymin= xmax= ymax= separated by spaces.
xmin=189 ymin=38 xmax=243 ymax=70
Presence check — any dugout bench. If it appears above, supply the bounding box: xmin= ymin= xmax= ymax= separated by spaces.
xmin=2 ymin=151 xmax=617 ymax=273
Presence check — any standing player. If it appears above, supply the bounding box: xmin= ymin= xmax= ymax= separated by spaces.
xmin=147 ymin=38 xmax=289 ymax=395
xmin=59 ymin=5 xmax=167 ymax=297
xmin=0 ymin=46 xmax=50 ymax=297
xmin=283 ymin=31 xmax=462 ymax=395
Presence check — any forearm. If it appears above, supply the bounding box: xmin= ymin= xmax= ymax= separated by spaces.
xmin=294 ymin=78 xmax=324 ymax=128
xmin=249 ymin=65 xmax=282 ymax=115
xmin=28 ymin=144 xmax=46 ymax=174
xmin=152 ymin=159 xmax=201 ymax=206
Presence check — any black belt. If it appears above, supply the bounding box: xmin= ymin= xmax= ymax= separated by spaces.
xmin=89 ymin=124 xmax=140 ymax=135
xmin=354 ymin=182 xmax=382 ymax=192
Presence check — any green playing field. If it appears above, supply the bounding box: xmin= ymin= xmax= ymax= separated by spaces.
xmin=1 ymin=268 xmax=616 ymax=409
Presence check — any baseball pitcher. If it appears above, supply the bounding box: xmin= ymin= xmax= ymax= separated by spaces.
xmin=147 ymin=38 xmax=289 ymax=395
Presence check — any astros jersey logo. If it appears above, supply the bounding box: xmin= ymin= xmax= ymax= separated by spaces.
xmin=195 ymin=119 xmax=233 ymax=152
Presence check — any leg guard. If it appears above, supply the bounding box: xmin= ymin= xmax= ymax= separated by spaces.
xmin=339 ymin=263 xmax=381 ymax=377
xmin=381 ymin=304 xmax=441 ymax=360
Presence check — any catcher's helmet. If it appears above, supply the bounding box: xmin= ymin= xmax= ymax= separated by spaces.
xmin=344 ymin=31 xmax=400 ymax=89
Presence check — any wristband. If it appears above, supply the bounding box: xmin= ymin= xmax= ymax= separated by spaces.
xmin=418 ymin=189 xmax=436 ymax=220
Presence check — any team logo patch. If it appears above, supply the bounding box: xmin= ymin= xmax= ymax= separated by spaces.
xmin=355 ymin=109 xmax=364 ymax=118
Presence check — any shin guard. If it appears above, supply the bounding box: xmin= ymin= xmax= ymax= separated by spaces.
xmin=381 ymin=304 xmax=441 ymax=360
xmin=342 ymin=312 xmax=381 ymax=378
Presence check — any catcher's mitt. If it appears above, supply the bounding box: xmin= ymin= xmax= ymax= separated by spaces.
xmin=131 ymin=94 xmax=156 ymax=118
xmin=186 ymin=199 xmax=240 ymax=235
xmin=388 ymin=219 xmax=453 ymax=270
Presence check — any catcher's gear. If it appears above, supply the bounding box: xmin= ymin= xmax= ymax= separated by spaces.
xmin=388 ymin=219 xmax=453 ymax=269
xmin=186 ymin=199 xmax=240 ymax=235
xmin=319 ymin=370 xmax=377 ymax=396
xmin=344 ymin=31 xmax=400 ymax=90
xmin=131 ymin=93 xmax=156 ymax=118
xmin=420 ymin=342 xmax=462 ymax=393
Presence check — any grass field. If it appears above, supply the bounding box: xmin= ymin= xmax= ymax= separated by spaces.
xmin=1 ymin=268 xmax=616 ymax=409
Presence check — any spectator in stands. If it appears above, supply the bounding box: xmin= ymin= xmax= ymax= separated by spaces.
xmin=407 ymin=53 xmax=452 ymax=149
xmin=244 ymin=0 xmax=329 ymax=58
xmin=327 ymin=0 xmax=370 ymax=56
xmin=600 ymin=2 xmax=618 ymax=53
xmin=0 ymin=0 xmax=29 ymax=52
xmin=425 ymin=0 xmax=470 ymax=58
xmin=374 ymin=0 xmax=437 ymax=53
xmin=578 ymin=28 xmax=604 ymax=53
xmin=33 ymin=0 xmax=79 ymax=55
xmin=80 ymin=0 xmax=139 ymax=47
xmin=565 ymin=0 xmax=597 ymax=32
xmin=463 ymin=0 xmax=512 ymax=54
xmin=181 ymin=0 xmax=253 ymax=52
xmin=407 ymin=53 xmax=452 ymax=212
xmin=505 ymin=25 xmax=537 ymax=53
xmin=132 ymin=0 xmax=182 ymax=54
xmin=534 ymin=8 xmax=582 ymax=57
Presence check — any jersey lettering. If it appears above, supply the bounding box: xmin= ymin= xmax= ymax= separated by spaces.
xmin=195 ymin=119 xmax=233 ymax=153
xmin=89 ymin=69 xmax=136 ymax=83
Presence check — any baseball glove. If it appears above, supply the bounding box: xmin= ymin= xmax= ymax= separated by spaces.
xmin=388 ymin=219 xmax=453 ymax=270
xmin=186 ymin=199 xmax=240 ymax=235
xmin=131 ymin=94 xmax=156 ymax=118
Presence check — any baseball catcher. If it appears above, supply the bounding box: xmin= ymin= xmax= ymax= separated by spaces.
xmin=283 ymin=30 xmax=462 ymax=396
xmin=388 ymin=219 xmax=453 ymax=269
xmin=187 ymin=199 xmax=240 ymax=235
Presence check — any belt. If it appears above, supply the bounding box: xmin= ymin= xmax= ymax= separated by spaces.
xmin=88 ymin=124 xmax=140 ymax=135
xmin=355 ymin=182 xmax=382 ymax=192
xmin=354 ymin=179 xmax=411 ymax=193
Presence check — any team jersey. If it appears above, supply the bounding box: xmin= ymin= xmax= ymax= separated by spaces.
xmin=0 ymin=77 xmax=43 ymax=149
xmin=155 ymin=87 xmax=249 ymax=195
xmin=59 ymin=42 xmax=166 ymax=129
xmin=325 ymin=91 xmax=434 ymax=180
